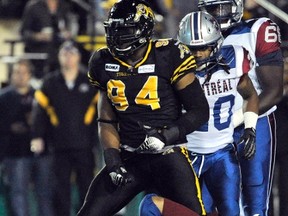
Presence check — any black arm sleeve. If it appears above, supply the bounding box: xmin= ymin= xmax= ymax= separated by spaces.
xmin=175 ymin=78 xmax=209 ymax=140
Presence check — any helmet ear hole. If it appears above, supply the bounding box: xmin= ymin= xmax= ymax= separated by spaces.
xmin=104 ymin=0 xmax=155 ymax=57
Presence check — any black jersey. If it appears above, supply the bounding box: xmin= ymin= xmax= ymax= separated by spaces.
xmin=88 ymin=39 xmax=196 ymax=148
xmin=33 ymin=71 xmax=99 ymax=150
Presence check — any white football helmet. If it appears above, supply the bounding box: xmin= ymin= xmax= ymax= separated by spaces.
xmin=198 ymin=0 xmax=244 ymax=30
xmin=177 ymin=11 xmax=223 ymax=72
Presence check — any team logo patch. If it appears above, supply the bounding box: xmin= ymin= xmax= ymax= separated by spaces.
xmin=155 ymin=39 xmax=169 ymax=48
xmin=105 ymin=64 xmax=120 ymax=72
xmin=138 ymin=64 xmax=155 ymax=73
xmin=134 ymin=4 xmax=154 ymax=22
xmin=178 ymin=44 xmax=190 ymax=59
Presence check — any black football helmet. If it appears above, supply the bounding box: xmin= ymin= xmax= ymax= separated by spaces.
xmin=104 ymin=0 xmax=155 ymax=57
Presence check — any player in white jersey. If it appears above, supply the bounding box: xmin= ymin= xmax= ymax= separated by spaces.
xmin=198 ymin=0 xmax=284 ymax=215
xmin=139 ymin=11 xmax=259 ymax=216
xmin=178 ymin=11 xmax=259 ymax=216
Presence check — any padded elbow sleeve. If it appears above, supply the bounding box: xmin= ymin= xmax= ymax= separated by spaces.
xmin=175 ymin=79 xmax=209 ymax=139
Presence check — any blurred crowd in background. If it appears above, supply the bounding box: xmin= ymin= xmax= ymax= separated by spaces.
xmin=0 ymin=0 xmax=287 ymax=85
xmin=0 ymin=0 xmax=287 ymax=216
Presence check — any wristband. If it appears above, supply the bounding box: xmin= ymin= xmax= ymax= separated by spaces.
xmin=244 ymin=111 xmax=258 ymax=129
xmin=233 ymin=108 xmax=244 ymax=128
xmin=162 ymin=126 xmax=180 ymax=145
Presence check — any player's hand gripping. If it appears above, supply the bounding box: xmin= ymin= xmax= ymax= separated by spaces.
xmin=136 ymin=123 xmax=179 ymax=153
xmin=238 ymin=128 xmax=256 ymax=160
xmin=137 ymin=125 xmax=165 ymax=153
xmin=104 ymin=148 xmax=132 ymax=186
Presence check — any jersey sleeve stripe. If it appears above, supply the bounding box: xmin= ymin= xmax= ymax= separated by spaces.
xmin=84 ymin=92 xmax=99 ymax=125
xmin=88 ymin=72 xmax=104 ymax=89
xmin=242 ymin=48 xmax=252 ymax=74
xmin=34 ymin=90 xmax=59 ymax=126
xmin=171 ymin=56 xmax=196 ymax=83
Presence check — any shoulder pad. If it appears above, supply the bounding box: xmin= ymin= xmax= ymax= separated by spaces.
xmin=153 ymin=39 xmax=191 ymax=57
xmin=245 ymin=18 xmax=258 ymax=26
xmin=246 ymin=17 xmax=272 ymax=28
xmin=89 ymin=48 xmax=110 ymax=62
xmin=88 ymin=48 xmax=111 ymax=90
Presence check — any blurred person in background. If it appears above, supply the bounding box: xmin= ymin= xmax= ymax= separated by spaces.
xmin=20 ymin=0 xmax=72 ymax=79
xmin=0 ymin=59 xmax=54 ymax=216
xmin=31 ymin=40 xmax=99 ymax=216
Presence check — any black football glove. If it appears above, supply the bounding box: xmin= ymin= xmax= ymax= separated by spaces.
xmin=136 ymin=123 xmax=179 ymax=153
xmin=238 ymin=128 xmax=256 ymax=160
xmin=104 ymin=148 xmax=132 ymax=186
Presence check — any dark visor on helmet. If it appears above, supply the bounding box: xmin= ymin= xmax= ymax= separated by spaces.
xmin=204 ymin=3 xmax=232 ymax=19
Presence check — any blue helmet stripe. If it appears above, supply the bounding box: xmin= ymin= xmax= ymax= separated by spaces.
xmin=193 ymin=12 xmax=199 ymax=40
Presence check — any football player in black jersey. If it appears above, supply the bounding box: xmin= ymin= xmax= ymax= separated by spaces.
xmin=77 ymin=1 xmax=209 ymax=215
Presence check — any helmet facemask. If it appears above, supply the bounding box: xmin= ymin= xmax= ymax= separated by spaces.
xmin=198 ymin=0 xmax=243 ymax=30
xmin=190 ymin=38 xmax=223 ymax=73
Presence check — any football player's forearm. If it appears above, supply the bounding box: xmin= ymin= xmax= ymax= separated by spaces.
xmin=176 ymin=79 xmax=209 ymax=138
xmin=258 ymin=89 xmax=282 ymax=115
xmin=245 ymin=90 xmax=259 ymax=115
xmin=256 ymin=63 xmax=283 ymax=114
xmin=99 ymin=122 xmax=120 ymax=149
